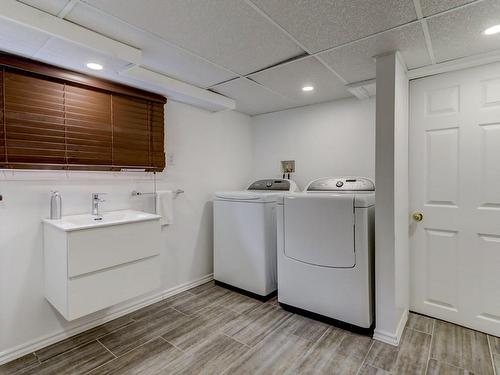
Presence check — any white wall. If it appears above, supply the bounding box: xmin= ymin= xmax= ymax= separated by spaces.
xmin=373 ymin=52 xmax=409 ymax=346
xmin=0 ymin=100 xmax=253 ymax=362
xmin=251 ymin=98 xmax=375 ymax=189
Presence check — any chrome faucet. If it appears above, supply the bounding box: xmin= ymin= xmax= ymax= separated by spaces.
xmin=91 ymin=193 xmax=106 ymax=217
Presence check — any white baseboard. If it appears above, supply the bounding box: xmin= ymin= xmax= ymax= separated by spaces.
xmin=373 ymin=309 xmax=408 ymax=347
xmin=0 ymin=273 xmax=213 ymax=365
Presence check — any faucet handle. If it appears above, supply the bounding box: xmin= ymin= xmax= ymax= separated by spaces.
xmin=92 ymin=192 xmax=107 ymax=201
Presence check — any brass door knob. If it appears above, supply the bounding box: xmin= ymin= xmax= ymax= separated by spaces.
xmin=412 ymin=212 xmax=423 ymax=222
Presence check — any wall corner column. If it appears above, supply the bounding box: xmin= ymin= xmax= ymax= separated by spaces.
xmin=373 ymin=51 xmax=410 ymax=346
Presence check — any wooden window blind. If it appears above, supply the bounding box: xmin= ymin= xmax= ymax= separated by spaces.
xmin=112 ymin=95 xmax=151 ymax=167
xmin=0 ymin=68 xmax=5 ymax=165
xmin=0 ymin=53 xmax=166 ymax=172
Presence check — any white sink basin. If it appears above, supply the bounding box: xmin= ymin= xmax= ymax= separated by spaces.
xmin=43 ymin=209 xmax=161 ymax=231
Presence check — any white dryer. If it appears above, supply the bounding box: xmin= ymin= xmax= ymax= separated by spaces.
xmin=277 ymin=177 xmax=375 ymax=330
xmin=214 ymin=179 xmax=298 ymax=298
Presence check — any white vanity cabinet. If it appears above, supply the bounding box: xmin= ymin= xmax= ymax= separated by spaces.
xmin=43 ymin=210 xmax=162 ymax=320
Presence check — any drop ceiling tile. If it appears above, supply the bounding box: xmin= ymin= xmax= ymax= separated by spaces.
xmin=0 ymin=18 xmax=50 ymax=57
xmin=249 ymin=57 xmax=352 ymax=106
xmin=419 ymin=0 xmax=476 ymax=17
xmin=249 ymin=0 xmax=417 ymax=53
xmin=34 ymin=37 xmax=131 ymax=74
xmin=18 ymin=0 xmax=70 ymax=15
xmin=81 ymin=0 xmax=304 ymax=75
xmin=66 ymin=3 xmax=237 ymax=88
xmin=319 ymin=23 xmax=431 ymax=83
xmin=363 ymin=83 xmax=376 ymax=97
xmin=211 ymin=78 xmax=296 ymax=115
xmin=427 ymin=0 xmax=500 ymax=63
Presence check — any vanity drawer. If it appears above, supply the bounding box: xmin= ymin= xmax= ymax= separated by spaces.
xmin=67 ymin=220 xmax=161 ymax=277
xmin=67 ymin=255 xmax=161 ymax=320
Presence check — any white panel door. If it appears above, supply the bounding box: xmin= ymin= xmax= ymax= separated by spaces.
xmin=410 ymin=62 xmax=500 ymax=337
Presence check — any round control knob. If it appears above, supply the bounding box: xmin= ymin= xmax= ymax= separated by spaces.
xmin=336 ymin=181 xmax=344 ymax=187
xmin=266 ymin=182 xmax=273 ymax=187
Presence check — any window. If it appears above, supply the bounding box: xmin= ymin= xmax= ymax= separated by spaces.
xmin=0 ymin=53 xmax=166 ymax=171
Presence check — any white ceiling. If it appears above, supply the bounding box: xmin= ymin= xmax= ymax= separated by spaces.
xmin=318 ymin=22 xmax=432 ymax=83
xmin=248 ymin=57 xmax=351 ymax=106
xmin=427 ymin=0 xmax=500 ymax=62
xmin=248 ymin=0 xmax=418 ymax=53
xmin=65 ymin=2 xmax=239 ymax=88
xmin=212 ymin=78 xmax=296 ymax=116
xmin=3 ymin=0 xmax=500 ymax=115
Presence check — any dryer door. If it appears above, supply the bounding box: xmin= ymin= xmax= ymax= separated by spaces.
xmin=284 ymin=194 xmax=355 ymax=268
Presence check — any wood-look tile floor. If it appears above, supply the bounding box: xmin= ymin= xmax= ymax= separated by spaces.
xmin=2 ymin=281 xmax=499 ymax=375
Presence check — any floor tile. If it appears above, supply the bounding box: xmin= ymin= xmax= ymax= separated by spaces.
xmin=489 ymin=335 xmax=500 ymax=355
xmin=170 ymin=286 xmax=230 ymax=316
xmin=223 ymin=302 xmax=291 ymax=347
xmin=295 ymin=326 xmax=345 ymax=363
xmin=407 ymin=313 xmax=435 ymax=334
xmin=358 ymin=364 xmax=391 ymax=375
xmin=265 ymin=296 xmax=279 ymax=306
xmin=336 ymin=332 xmax=374 ymax=361
xmin=493 ymin=354 xmax=500 ymax=374
xmin=162 ymin=304 xmax=240 ymax=351
xmin=226 ymin=329 xmax=314 ymax=374
xmin=22 ymin=341 xmax=114 ymax=375
xmin=128 ymin=291 xmax=195 ymax=321
xmin=287 ymin=328 xmax=370 ymax=375
xmin=365 ymin=340 xmax=400 ymax=372
xmin=276 ymin=313 xmax=330 ymax=342
xmin=34 ymin=315 xmax=134 ymax=362
xmin=219 ymin=291 xmax=263 ymax=315
xmin=431 ymin=320 xmax=494 ymax=375
xmin=86 ymin=337 xmax=182 ymax=375
xmin=98 ymin=307 xmax=191 ymax=356
xmin=159 ymin=333 xmax=248 ymax=375
xmin=366 ymin=328 xmax=431 ymax=374
xmin=188 ymin=281 xmax=216 ymax=295
xmin=0 ymin=353 xmax=39 ymax=375
xmin=426 ymin=359 xmax=474 ymax=374
xmin=393 ymin=328 xmax=432 ymax=374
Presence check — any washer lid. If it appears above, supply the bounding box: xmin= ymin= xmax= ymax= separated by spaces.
xmin=214 ymin=191 xmax=277 ymax=202
xmin=248 ymin=179 xmax=298 ymax=192
xmin=284 ymin=194 xmax=355 ymax=268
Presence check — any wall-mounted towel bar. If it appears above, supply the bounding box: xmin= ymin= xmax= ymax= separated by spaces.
xmin=173 ymin=189 xmax=184 ymax=197
xmin=131 ymin=189 xmax=184 ymax=198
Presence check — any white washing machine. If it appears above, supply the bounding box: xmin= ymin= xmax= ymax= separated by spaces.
xmin=214 ymin=179 xmax=298 ymax=298
xmin=277 ymin=177 xmax=375 ymax=329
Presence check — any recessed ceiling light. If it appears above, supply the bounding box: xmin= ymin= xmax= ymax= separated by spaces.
xmin=302 ymin=85 xmax=314 ymax=92
xmin=86 ymin=62 xmax=103 ymax=71
xmin=484 ymin=24 xmax=500 ymax=35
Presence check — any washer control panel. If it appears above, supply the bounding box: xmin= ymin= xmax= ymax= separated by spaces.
xmin=307 ymin=177 xmax=375 ymax=192
xmin=248 ymin=179 xmax=291 ymax=191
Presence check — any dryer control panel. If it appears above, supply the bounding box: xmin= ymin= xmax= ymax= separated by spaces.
xmin=248 ymin=179 xmax=292 ymax=191
xmin=306 ymin=177 xmax=375 ymax=191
